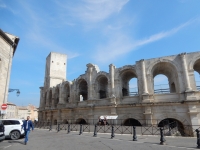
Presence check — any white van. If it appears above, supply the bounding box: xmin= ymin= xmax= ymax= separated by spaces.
xmin=0 ymin=119 xmax=25 ymax=140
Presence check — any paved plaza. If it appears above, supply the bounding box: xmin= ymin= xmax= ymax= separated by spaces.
xmin=0 ymin=129 xmax=199 ymax=150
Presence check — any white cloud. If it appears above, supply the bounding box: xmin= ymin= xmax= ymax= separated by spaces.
xmin=93 ymin=18 xmax=198 ymax=63
xmin=69 ymin=0 xmax=129 ymax=23
xmin=56 ymin=0 xmax=129 ymax=22
xmin=27 ymin=31 xmax=80 ymax=59
xmin=0 ymin=1 xmax=17 ymax=14
xmin=0 ymin=3 xmax=6 ymax=8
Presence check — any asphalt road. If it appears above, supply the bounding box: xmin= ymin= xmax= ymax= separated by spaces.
xmin=0 ymin=129 xmax=198 ymax=150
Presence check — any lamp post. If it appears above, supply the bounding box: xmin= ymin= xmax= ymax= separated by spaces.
xmin=9 ymin=89 xmax=20 ymax=96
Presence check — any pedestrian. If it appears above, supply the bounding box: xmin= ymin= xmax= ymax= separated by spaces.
xmin=103 ymin=116 xmax=109 ymax=125
xmin=98 ymin=116 xmax=103 ymax=125
xmin=22 ymin=116 xmax=34 ymax=145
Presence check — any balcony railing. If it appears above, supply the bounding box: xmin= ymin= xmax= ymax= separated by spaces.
xmin=154 ymin=84 xmax=170 ymax=94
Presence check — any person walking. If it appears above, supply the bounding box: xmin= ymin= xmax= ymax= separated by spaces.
xmin=22 ymin=116 xmax=34 ymax=145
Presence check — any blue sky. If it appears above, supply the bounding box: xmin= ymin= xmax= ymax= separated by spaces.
xmin=0 ymin=0 xmax=200 ymax=107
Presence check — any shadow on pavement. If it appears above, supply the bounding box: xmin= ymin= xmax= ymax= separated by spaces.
xmin=8 ymin=140 xmax=24 ymax=145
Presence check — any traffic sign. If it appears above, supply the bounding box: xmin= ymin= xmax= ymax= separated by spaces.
xmin=1 ymin=104 xmax=7 ymax=110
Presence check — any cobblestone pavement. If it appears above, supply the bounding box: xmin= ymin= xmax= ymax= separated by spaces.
xmin=0 ymin=129 xmax=198 ymax=150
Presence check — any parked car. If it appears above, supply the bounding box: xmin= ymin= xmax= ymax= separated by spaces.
xmin=0 ymin=120 xmax=5 ymax=141
xmin=0 ymin=119 xmax=25 ymax=140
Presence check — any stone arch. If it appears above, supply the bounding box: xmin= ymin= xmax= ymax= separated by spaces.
xmin=76 ymin=78 xmax=88 ymax=101
xmin=147 ymin=59 xmax=180 ymax=93
xmin=76 ymin=118 xmax=87 ymax=124
xmin=123 ymin=118 xmax=142 ymax=126
xmin=48 ymin=89 xmax=52 ymax=107
xmin=54 ymin=119 xmax=57 ymax=125
xmin=188 ymin=54 xmax=200 ymax=71
xmin=54 ymin=86 xmax=59 ymax=106
xmin=94 ymin=72 xmax=109 ymax=99
xmin=119 ymin=114 xmax=144 ymax=125
xmin=62 ymin=81 xmax=71 ymax=103
xmin=147 ymin=59 xmax=181 ymax=74
xmin=158 ymin=118 xmax=185 ymax=136
xmin=119 ymin=66 xmax=138 ymax=96
xmin=63 ymin=119 xmax=68 ymax=124
xmin=155 ymin=113 xmax=190 ymax=126
xmin=93 ymin=71 xmax=110 ymax=84
xmin=44 ymin=92 xmax=47 ymax=107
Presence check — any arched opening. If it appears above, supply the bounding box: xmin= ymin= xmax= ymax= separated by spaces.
xmin=158 ymin=118 xmax=185 ymax=136
xmin=49 ymin=90 xmax=52 ymax=106
xmin=123 ymin=118 xmax=142 ymax=126
xmin=54 ymin=119 xmax=57 ymax=125
xmin=121 ymin=70 xmax=138 ymax=96
xmin=76 ymin=118 xmax=87 ymax=124
xmin=193 ymin=59 xmax=200 ymax=90
xmin=97 ymin=76 xmax=108 ymax=99
xmin=78 ymin=80 xmax=88 ymax=101
xmin=129 ymin=78 xmax=138 ymax=96
xmin=44 ymin=92 xmax=47 ymax=107
xmin=54 ymin=87 xmax=59 ymax=106
xmin=63 ymin=119 xmax=68 ymax=124
xmin=64 ymin=83 xmax=70 ymax=103
xmin=154 ymin=75 xmax=170 ymax=94
xmin=152 ymin=62 xmax=178 ymax=94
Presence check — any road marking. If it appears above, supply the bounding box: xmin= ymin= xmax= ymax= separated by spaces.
xmin=3 ymin=145 xmax=11 ymax=149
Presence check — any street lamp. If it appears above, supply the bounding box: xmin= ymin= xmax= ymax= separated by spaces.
xmin=9 ymin=89 xmax=20 ymax=96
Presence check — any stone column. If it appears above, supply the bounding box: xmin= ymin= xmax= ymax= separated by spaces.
xmin=109 ymin=64 xmax=115 ymax=97
xmin=180 ymin=53 xmax=192 ymax=91
xmin=140 ymin=59 xmax=148 ymax=94
xmin=87 ymin=63 xmax=93 ymax=100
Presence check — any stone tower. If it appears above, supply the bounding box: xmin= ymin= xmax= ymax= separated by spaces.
xmin=44 ymin=52 xmax=67 ymax=89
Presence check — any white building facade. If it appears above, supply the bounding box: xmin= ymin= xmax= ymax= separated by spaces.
xmin=0 ymin=29 xmax=19 ymax=115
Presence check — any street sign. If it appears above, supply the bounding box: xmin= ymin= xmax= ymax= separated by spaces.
xmin=1 ymin=104 xmax=7 ymax=110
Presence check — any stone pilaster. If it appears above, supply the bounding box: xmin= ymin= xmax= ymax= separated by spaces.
xmin=143 ymin=107 xmax=153 ymax=125
xmin=188 ymin=104 xmax=199 ymax=136
xmin=46 ymin=90 xmax=50 ymax=108
xmin=180 ymin=53 xmax=192 ymax=92
xmin=140 ymin=60 xmax=151 ymax=102
xmin=109 ymin=64 xmax=115 ymax=97
xmin=59 ymin=84 xmax=65 ymax=104
xmin=87 ymin=63 xmax=93 ymax=100
xmin=140 ymin=59 xmax=148 ymax=94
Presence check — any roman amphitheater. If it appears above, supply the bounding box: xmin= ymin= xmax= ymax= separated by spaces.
xmin=38 ymin=51 xmax=200 ymax=135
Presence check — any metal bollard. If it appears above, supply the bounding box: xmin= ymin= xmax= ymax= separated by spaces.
xmin=160 ymin=127 xmax=166 ymax=145
xmin=111 ymin=126 xmax=115 ymax=139
xmin=195 ymin=129 xmax=200 ymax=148
xmin=57 ymin=123 xmax=60 ymax=132
xmin=133 ymin=126 xmax=137 ymax=141
xmin=93 ymin=125 xmax=97 ymax=137
xmin=67 ymin=124 xmax=71 ymax=134
xmin=79 ymin=124 xmax=83 ymax=135
xmin=49 ymin=123 xmax=52 ymax=131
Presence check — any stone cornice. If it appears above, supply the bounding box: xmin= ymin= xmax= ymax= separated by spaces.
xmin=0 ymin=29 xmax=19 ymax=56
